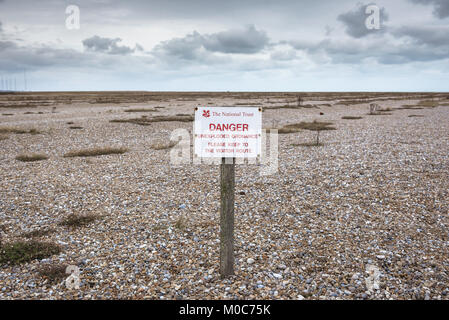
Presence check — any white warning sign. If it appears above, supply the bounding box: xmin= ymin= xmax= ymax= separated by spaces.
xmin=194 ymin=106 xmax=262 ymax=158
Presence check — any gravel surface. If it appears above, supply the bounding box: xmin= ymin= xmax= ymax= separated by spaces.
xmin=0 ymin=92 xmax=448 ymax=300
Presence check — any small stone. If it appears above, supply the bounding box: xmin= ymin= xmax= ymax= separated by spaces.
xmin=297 ymin=295 xmax=305 ymax=300
xmin=273 ymin=273 xmax=282 ymax=279
xmin=247 ymin=258 xmax=255 ymax=265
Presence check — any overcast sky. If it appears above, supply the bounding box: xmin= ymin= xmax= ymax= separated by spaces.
xmin=0 ymin=0 xmax=448 ymax=91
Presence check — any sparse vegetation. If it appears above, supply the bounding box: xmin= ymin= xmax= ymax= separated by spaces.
xmin=38 ymin=263 xmax=69 ymax=283
xmin=59 ymin=214 xmax=99 ymax=228
xmin=174 ymin=217 xmax=187 ymax=231
xmin=0 ymin=241 xmax=61 ymax=266
xmin=150 ymin=140 xmax=178 ymax=150
xmin=283 ymin=120 xmax=336 ymax=131
xmin=0 ymin=127 xmax=41 ymax=135
xmin=21 ymin=227 xmax=55 ymax=239
xmin=275 ymin=127 xmax=301 ymax=134
xmin=63 ymin=147 xmax=128 ymax=158
xmin=124 ymin=108 xmax=158 ymax=113
xmin=398 ymin=105 xmax=424 ymax=110
xmin=264 ymin=104 xmax=318 ymax=110
xmin=110 ymin=115 xmax=193 ymax=126
xmin=15 ymin=153 xmax=49 ymax=162
xmin=284 ymin=120 xmax=335 ymax=145
xmin=342 ymin=116 xmax=363 ymax=120
xmin=416 ymin=100 xmax=439 ymax=108
xmin=292 ymin=142 xmax=325 ymax=147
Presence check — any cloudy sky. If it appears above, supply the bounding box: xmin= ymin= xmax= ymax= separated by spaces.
xmin=0 ymin=0 xmax=448 ymax=91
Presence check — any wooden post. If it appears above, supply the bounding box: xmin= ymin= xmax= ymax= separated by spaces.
xmin=220 ymin=157 xmax=235 ymax=278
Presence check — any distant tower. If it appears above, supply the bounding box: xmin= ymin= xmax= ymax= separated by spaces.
xmin=24 ymin=70 xmax=27 ymax=91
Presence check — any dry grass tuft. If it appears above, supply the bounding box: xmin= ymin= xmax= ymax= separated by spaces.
xmin=21 ymin=227 xmax=55 ymax=239
xmin=0 ymin=134 xmax=7 ymax=141
xmin=398 ymin=105 xmax=425 ymax=110
xmin=124 ymin=108 xmax=158 ymax=113
xmin=264 ymin=104 xmax=317 ymax=110
xmin=276 ymin=127 xmax=301 ymax=134
xmin=38 ymin=263 xmax=70 ymax=283
xmin=0 ymin=241 xmax=61 ymax=266
xmin=342 ymin=116 xmax=363 ymax=120
xmin=63 ymin=147 xmax=128 ymax=158
xmin=59 ymin=214 xmax=99 ymax=228
xmin=408 ymin=115 xmax=425 ymax=118
xmin=417 ymin=100 xmax=439 ymax=108
xmin=0 ymin=127 xmax=41 ymax=135
xmin=150 ymin=140 xmax=178 ymax=150
xmin=284 ymin=120 xmax=336 ymax=131
xmin=174 ymin=217 xmax=187 ymax=231
xmin=292 ymin=142 xmax=325 ymax=147
xmin=111 ymin=115 xmax=193 ymax=126
xmin=15 ymin=153 xmax=49 ymax=162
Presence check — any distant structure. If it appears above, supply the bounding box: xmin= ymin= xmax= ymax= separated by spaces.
xmin=24 ymin=70 xmax=28 ymax=91
xmin=0 ymin=72 xmax=29 ymax=92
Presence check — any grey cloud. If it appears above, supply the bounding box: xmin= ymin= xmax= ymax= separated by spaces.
xmin=202 ymin=25 xmax=269 ymax=54
xmin=409 ymin=0 xmax=449 ymax=19
xmin=288 ymin=31 xmax=449 ymax=65
xmin=82 ymin=35 xmax=142 ymax=55
xmin=152 ymin=25 xmax=269 ymax=62
xmin=392 ymin=25 xmax=449 ymax=47
xmin=0 ymin=39 xmax=149 ymax=73
xmin=337 ymin=3 xmax=389 ymax=38
xmin=153 ymin=31 xmax=203 ymax=60
xmin=0 ymin=41 xmax=85 ymax=72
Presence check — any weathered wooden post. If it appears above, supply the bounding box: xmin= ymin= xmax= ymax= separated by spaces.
xmin=220 ymin=157 xmax=235 ymax=277
xmin=194 ymin=106 xmax=262 ymax=279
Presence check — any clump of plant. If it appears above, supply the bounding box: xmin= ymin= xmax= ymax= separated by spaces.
xmin=63 ymin=147 xmax=128 ymax=158
xmin=15 ymin=153 xmax=49 ymax=162
xmin=342 ymin=116 xmax=363 ymax=120
xmin=285 ymin=120 xmax=336 ymax=146
xmin=38 ymin=263 xmax=70 ymax=283
xmin=124 ymin=108 xmax=158 ymax=113
xmin=110 ymin=115 xmax=193 ymax=126
xmin=0 ymin=127 xmax=41 ymax=135
xmin=174 ymin=217 xmax=187 ymax=231
xmin=59 ymin=214 xmax=99 ymax=228
xmin=150 ymin=140 xmax=178 ymax=150
xmin=21 ymin=227 xmax=55 ymax=239
xmin=0 ymin=241 xmax=61 ymax=266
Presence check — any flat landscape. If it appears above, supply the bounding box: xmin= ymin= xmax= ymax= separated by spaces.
xmin=0 ymin=91 xmax=448 ymax=300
